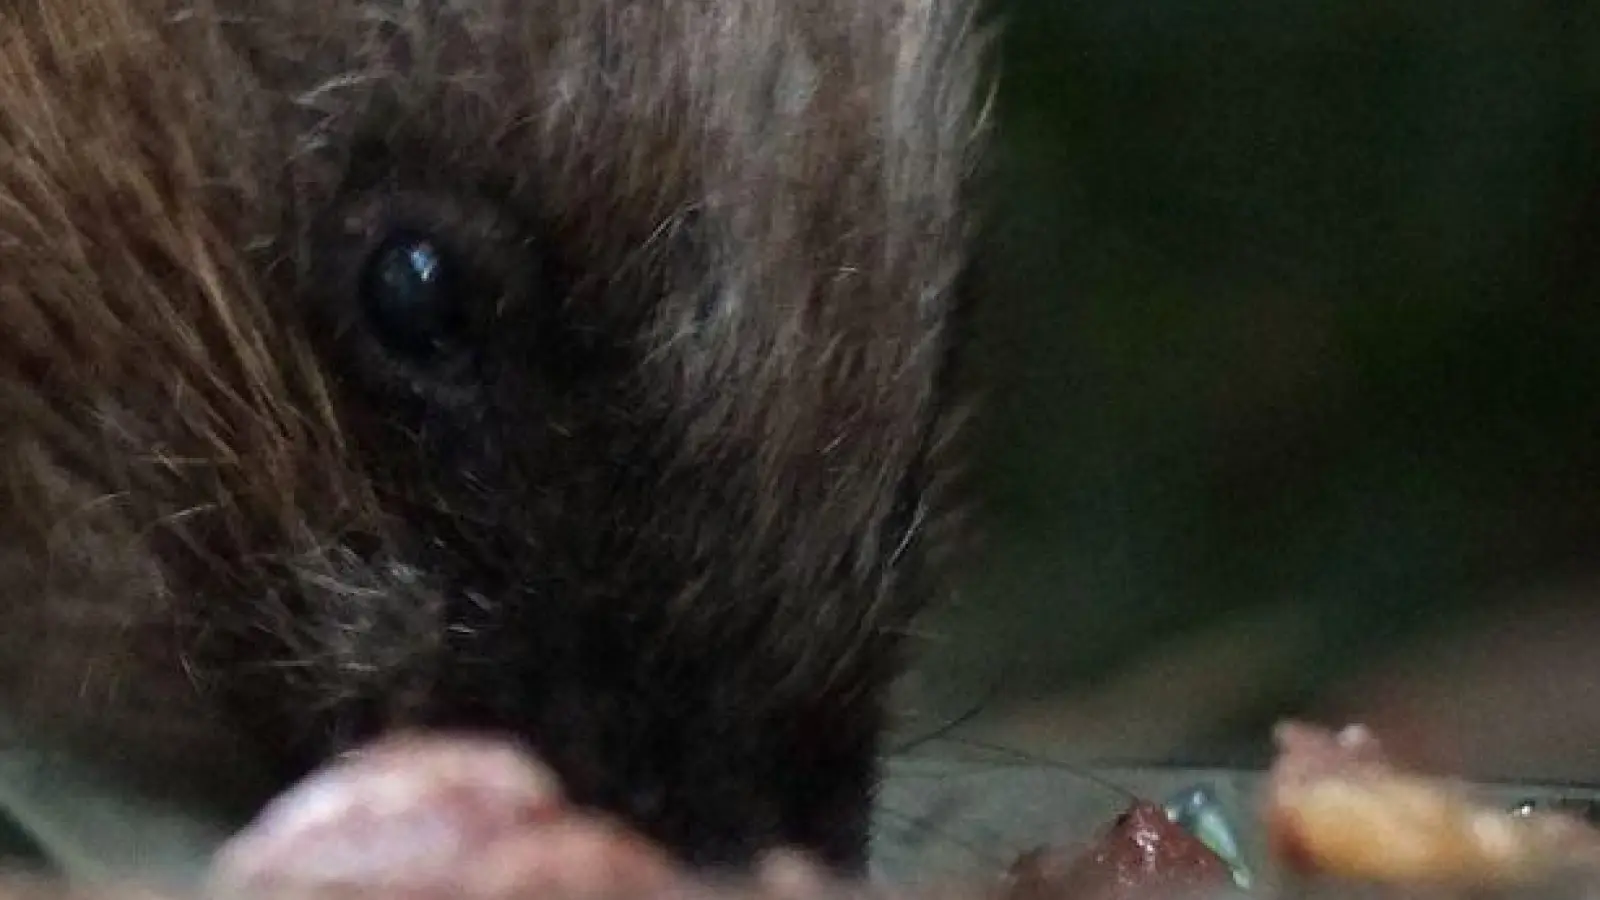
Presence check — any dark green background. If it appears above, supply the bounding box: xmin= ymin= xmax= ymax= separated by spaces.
xmin=928 ymin=1 xmax=1600 ymax=762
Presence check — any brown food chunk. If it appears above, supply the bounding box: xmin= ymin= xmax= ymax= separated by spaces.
xmin=1003 ymin=801 xmax=1232 ymax=900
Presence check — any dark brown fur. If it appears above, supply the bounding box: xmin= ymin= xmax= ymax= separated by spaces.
xmin=0 ymin=0 xmax=986 ymax=876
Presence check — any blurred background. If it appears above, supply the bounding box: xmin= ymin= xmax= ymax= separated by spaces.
xmin=894 ymin=0 xmax=1600 ymax=783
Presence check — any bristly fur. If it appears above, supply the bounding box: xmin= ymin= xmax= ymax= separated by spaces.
xmin=0 ymin=0 xmax=987 ymax=874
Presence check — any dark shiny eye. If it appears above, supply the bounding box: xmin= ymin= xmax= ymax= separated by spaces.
xmin=359 ymin=232 xmax=466 ymax=362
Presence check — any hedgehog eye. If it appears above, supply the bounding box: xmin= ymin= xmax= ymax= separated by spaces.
xmin=360 ymin=231 xmax=467 ymax=363
xmin=310 ymin=185 xmax=565 ymax=403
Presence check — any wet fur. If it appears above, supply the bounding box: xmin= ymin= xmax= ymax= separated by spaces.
xmin=0 ymin=0 xmax=985 ymax=874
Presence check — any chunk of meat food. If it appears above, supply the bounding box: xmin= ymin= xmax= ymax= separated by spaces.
xmin=1001 ymin=801 xmax=1233 ymax=900
xmin=1263 ymin=722 xmax=1600 ymax=887
xmin=209 ymin=735 xmax=681 ymax=900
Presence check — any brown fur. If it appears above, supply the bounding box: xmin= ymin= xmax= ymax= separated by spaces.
xmin=0 ymin=0 xmax=986 ymax=875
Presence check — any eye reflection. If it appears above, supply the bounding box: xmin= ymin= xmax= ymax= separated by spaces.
xmin=360 ymin=231 xmax=465 ymax=362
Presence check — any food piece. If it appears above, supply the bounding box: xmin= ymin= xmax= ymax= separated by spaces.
xmin=209 ymin=734 xmax=683 ymax=900
xmin=1264 ymin=721 xmax=1600 ymax=886
xmin=1002 ymin=801 xmax=1233 ymax=900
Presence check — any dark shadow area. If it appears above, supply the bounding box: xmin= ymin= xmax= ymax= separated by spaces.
xmin=924 ymin=1 xmax=1600 ymax=773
